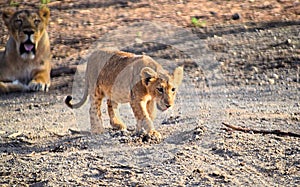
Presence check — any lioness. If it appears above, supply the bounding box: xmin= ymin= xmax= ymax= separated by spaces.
xmin=65 ymin=50 xmax=183 ymax=140
xmin=0 ymin=6 xmax=51 ymax=93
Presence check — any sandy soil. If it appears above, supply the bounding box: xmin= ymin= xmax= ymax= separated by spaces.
xmin=0 ymin=0 xmax=299 ymax=186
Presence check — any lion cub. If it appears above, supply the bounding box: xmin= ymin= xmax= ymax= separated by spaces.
xmin=65 ymin=50 xmax=183 ymax=140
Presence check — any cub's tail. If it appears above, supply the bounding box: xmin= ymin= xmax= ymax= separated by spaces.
xmin=65 ymin=81 xmax=89 ymax=109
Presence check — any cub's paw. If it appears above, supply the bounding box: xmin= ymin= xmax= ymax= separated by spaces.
xmin=111 ymin=122 xmax=127 ymax=131
xmin=149 ymin=130 xmax=162 ymax=140
xmin=28 ymin=80 xmax=50 ymax=92
xmin=142 ymin=129 xmax=162 ymax=143
xmin=90 ymin=121 xmax=104 ymax=134
xmin=91 ymin=126 xmax=104 ymax=134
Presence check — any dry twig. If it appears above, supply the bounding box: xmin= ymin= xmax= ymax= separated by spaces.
xmin=50 ymin=65 xmax=77 ymax=78
xmin=222 ymin=122 xmax=300 ymax=138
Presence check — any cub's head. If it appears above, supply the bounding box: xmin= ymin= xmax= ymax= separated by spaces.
xmin=141 ymin=66 xmax=184 ymax=111
xmin=2 ymin=6 xmax=50 ymax=60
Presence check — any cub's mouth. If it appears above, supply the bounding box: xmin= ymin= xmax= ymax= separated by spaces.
xmin=156 ymin=103 xmax=169 ymax=112
xmin=20 ymin=40 xmax=36 ymax=55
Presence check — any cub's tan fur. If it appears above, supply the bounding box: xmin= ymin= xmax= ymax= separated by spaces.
xmin=0 ymin=6 xmax=51 ymax=93
xmin=65 ymin=50 xmax=183 ymax=140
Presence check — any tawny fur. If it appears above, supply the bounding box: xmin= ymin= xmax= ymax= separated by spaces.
xmin=65 ymin=50 xmax=183 ymax=140
xmin=0 ymin=6 xmax=51 ymax=93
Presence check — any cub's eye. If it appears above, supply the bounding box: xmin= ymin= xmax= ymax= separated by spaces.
xmin=34 ymin=19 xmax=41 ymax=25
xmin=171 ymin=88 xmax=176 ymax=92
xmin=157 ymin=87 xmax=164 ymax=93
xmin=15 ymin=19 xmax=22 ymax=26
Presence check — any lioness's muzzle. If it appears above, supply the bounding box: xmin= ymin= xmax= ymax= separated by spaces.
xmin=20 ymin=30 xmax=36 ymax=54
xmin=20 ymin=40 xmax=35 ymax=54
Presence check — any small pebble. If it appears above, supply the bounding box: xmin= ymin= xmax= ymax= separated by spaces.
xmin=232 ymin=13 xmax=241 ymax=20
xmin=286 ymin=39 xmax=292 ymax=44
xmin=251 ymin=66 xmax=258 ymax=73
xmin=272 ymin=73 xmax=279 ymax=79
xmin=268 ymin=78 xmax=275 ymax=85
xmin=210 ymin=11 xmax=217 ymax=16
xmin=176 ymin=11 xmax=182 ymax=16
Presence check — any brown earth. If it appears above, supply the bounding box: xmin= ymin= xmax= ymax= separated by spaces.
xmin=0 ymin=0 xmax=299 ymax=186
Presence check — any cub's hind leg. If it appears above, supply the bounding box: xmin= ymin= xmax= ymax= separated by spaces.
xmin=89 ymin=86 xmax=105 ymax=134
xmin=107 ymin=99 xmax=127 ymax=130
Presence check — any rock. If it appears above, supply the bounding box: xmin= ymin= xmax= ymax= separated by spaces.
xmin=8 ymin=131 xmax=22 ymax=139
xmin=268 ymin=78 xmax=275 ymax=85
xmin=232 ymin=13 xmax=241 ymax=20
xmin=210 ymin=11 xmax=217 ymax=16
xmin=286 ymin=39 xmax=292 ymax=45
xmin=52 ymin=122 xmax=60 ymax=126
xmin=272 ymin=73 xmax=279 ymax=79
xmin=251 ymin=66 xmax=258 ymax=73
xmin=57 ymin=18 xmax=63 ymax=24
xmin=135 ymin=38 xmax=143 ymax=44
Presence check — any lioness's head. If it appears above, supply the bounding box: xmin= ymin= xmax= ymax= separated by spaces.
xmin=141 ymin=66 xmax=184 ymax=111
xmin=2 ymin=6 xmax=50 ymax=60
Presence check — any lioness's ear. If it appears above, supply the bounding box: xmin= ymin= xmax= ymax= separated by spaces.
xmin=141 ymin=67 xmax=157 ymax=86
xmin=2 ymin=9 xmax=15 ymax=27
xmin=39 ymin=6 xmax=50 ymax=24
xmin=173 ymin=66 xmax=184 ymax=85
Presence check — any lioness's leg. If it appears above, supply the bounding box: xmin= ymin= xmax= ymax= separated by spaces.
xmin=130 ymin=101 xmax=161 ymax=140
xmin=107 ymin=99 xmax=126 ymax=130
xmin=89 ymin=86 xmax=104 ymax=134
xmin=29 ymin=68 xmax=51 ymax=92
xmin=0 ymin=81 xmax=28 ymax=93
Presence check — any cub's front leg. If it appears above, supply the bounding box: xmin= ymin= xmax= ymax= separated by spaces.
xmin=130 ymin=99 xmax=161 ymax=140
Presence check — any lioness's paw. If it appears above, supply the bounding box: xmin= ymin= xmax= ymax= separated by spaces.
xmin=28 ymin=80 xmax=50 ymax=92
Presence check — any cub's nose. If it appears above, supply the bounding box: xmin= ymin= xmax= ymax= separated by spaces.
xmin=165 ymin=104 xmax=171 ymax=108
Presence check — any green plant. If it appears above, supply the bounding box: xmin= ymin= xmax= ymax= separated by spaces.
xmin=9 ymin=1 xmax=20 ymax=7
xmin=137 ymin=31 xmax=143 ymax=38
xmin=191 ymin=17 xmax=206 ymax=28
xmin=40 ymin=0 xmax=50 ymax=4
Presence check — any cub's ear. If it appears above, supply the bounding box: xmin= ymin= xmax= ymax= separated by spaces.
xmin=173 ymin=66 xmax=184 ymax=86
xmin=141 ymin=67 xmax=157 ymax=86
xmin=2 ymin=9 xmax=15 ymax=27
xmin=39 ymin=6 xmax=50 ymax=24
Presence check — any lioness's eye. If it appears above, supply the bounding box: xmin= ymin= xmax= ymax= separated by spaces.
xmin=171 ymin=88 xmax=176 ymax=92
xmin=34 ymin=19 xmax=41 ymax=25
xmin=157 ymin=87 xmax=164 ymax=93
xmin=15 ymin=19 xmax=22 ymax=26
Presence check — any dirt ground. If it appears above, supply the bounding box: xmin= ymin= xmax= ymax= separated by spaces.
xmin=0 ymin=0 xmax=299 ymax=186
